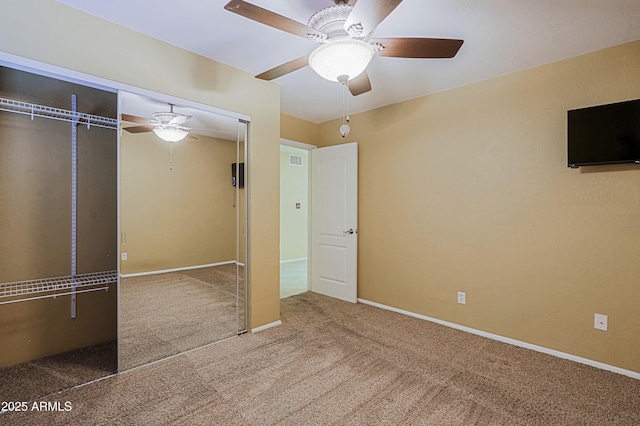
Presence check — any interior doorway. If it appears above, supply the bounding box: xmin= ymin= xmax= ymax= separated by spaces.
xmin=279 ymin=139 xmax=358 ymax=302
xmin=280 ymin=141 xmax=313 ymax=298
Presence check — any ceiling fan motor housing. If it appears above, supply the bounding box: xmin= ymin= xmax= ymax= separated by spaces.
xmin=151 ymin=112 xmax=182 ymax=124
xmin=308 ymin=4 xmax=366 ymax=41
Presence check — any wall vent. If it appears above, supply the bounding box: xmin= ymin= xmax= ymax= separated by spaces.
xmin=289 ymin=154 xmax=303 ymax=166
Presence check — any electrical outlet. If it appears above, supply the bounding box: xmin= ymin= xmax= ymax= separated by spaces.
xmin=457 ymin=291 xmax=466 ymax=305
xmin=594 ymin=313 xmax=608 ymax=331
xmin=121 ymin=252 xmax=128 ymax=261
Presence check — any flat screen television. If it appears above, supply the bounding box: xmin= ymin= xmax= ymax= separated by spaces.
xmin=567 ymin=98 xmax=640 ymax=167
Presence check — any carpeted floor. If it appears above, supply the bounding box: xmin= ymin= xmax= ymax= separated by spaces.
xmin=3 ymin=292 xmax=640 ymax=425
xmin=0 ymin=264 xmax=246 ymax=405
xmin=119 ymin=264 xmax=246 ymax=371
xmin=0 ymin=340 xmax=117 ymax=403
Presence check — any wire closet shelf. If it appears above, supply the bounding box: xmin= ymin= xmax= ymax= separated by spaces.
xmin=0 ymin=271 xmax=118 ymax=305
xmin=0 ymin=97 xmax=118 ymax=129
xmin=0 ymin=94 xmax=119 ymax=306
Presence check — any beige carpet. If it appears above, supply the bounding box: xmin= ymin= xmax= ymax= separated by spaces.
xmin=3 ymin=292 xmax=640 ymax=425
xmin=0 ymin=264 xmax=246 ymax=404
xmin=120 ymin=264 xmax=246 ymax=371
xmin=0 ymin=340 xmax=116 ymax=403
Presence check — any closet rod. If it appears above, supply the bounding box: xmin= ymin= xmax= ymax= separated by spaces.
xmin=0 ymin=97 xmax=118 ymax=129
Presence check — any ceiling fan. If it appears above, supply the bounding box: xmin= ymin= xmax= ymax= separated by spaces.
xmin=224 ymin=0 xmax=464 ymax=95
xmin=121 ymin=105 xmax=193 ymax=142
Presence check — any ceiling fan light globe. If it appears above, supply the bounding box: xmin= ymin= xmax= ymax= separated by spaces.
xmin=308 ymin=39 xmax=374 ymax=82
xmin=153 ymin=127 xmax=188 ymax=142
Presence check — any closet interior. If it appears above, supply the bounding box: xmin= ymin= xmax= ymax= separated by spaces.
xmin=0 ymin=65 xmax=118 ymax=400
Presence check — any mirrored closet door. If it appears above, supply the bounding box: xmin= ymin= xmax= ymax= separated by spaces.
xmin=118 ymin=92 xmax=247 ymax=371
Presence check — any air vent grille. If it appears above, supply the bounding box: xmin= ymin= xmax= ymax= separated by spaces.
xmin=289 ymin=154 xmax=303 ymax=166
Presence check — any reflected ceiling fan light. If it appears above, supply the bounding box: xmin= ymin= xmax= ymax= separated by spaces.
xmin=308 ymin=39 xmax=375 ymax=82
xmin=152 ymin=127 xmax=188 ymax=142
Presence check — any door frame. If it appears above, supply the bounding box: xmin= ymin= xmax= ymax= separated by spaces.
xmin=280 ymin=138 xmax=358 ymax=303
xmin=280 ymin=139 xmax=316 ymax=296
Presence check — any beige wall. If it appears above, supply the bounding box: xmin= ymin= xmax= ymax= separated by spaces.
xmin=120 ymin=132 xmax=237 ymax=274
xmin=280 ymin=147 xmax=308 ymax=261
xmin=281 ymin=113 xmax=320 ymax=145
xmin=316 ymin=41 xmax=640 ymax=373
xmin=0 ymin=0 xmax=281 ymax=329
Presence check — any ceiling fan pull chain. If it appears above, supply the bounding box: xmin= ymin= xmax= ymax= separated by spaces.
xmin=346 ymin=78 xmax=350 ymax=123
xmin=342 ymin=80 xmax=346 ymax=125
xmin=339 ymin=78 xmax=351 ymax=138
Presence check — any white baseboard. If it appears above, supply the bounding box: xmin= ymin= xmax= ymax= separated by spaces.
xmin=280 ymin=257 xmax=308 ymax=264
xmin=251 ymin=320 xmax=282 ymax=333
xmin=358 ymin=298 xmax=640 ymax=380
xmin=120 ymin=261 xmax=236 ymax=278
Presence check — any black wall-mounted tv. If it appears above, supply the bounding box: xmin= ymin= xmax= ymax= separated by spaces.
xmin=567 ymin=98 xmax=640 ymax=168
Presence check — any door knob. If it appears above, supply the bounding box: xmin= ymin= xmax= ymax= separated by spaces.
xmin=343 ymin=229 xmax=355 ymax=235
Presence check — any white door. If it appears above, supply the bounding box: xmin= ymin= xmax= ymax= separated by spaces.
xmin=310 ymin=142 xmax=358 ymax=303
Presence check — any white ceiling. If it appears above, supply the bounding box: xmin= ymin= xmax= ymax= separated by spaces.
xmin=58 ymin=0 xmax=640 ymax=123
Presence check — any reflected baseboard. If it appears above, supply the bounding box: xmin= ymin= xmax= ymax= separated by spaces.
xmin=120 ymin=261 xmax=238 ymax=278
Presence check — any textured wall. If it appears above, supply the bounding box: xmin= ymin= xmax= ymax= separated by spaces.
xmin=120 ymin=133 xmax=238 ymax=275
xmin=281 ymin=113 xmax=320 ymax=145
xmin=317 ymin=41 xmax=640 ymax=373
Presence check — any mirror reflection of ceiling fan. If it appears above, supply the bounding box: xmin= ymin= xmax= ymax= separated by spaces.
xmin=121 ymin=105 xmax=195 ymax=142
xmin=224 ymin=0 xmax=464 ymax=95
xmin=121 ymin=105 xmax=234 ymax=143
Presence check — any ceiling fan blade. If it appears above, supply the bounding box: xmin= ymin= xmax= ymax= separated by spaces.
xmin=120 ymin=113 xmax=149 ymax=125
xmin=123 ymin=125 xmax=153 ymax=134
xmin=256 ymin=55 xmax=310 ymax=80
xmin=372 ymin=37 xmax=464 ymax=58
xmin=344 ymin=0 xmax=402 ymax=37
xmin=224 ymin=0 xmax=325 ymax=40
xmin=349 ymin=72 xmax=372 ymax=96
